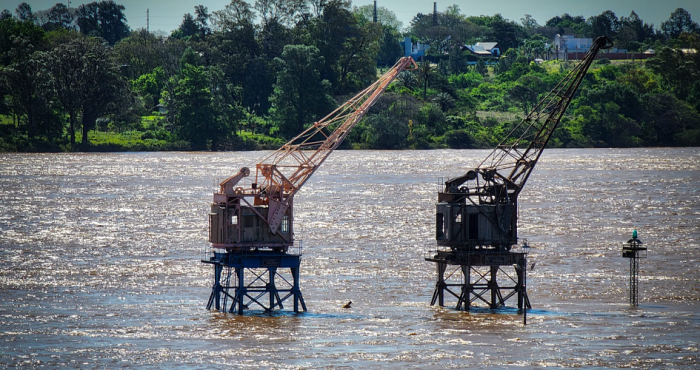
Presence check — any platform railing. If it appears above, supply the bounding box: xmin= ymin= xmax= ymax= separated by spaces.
xmin=201 ymin=239 xmax=304 ymax=262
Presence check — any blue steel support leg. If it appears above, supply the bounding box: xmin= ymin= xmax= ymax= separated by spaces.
xmin=207 ymin=263 xmax=223 ymax=310
xmin=232 ymin=267 xmax=245 ymax=315
xmin=457 ymin=265 xmax=471 ymax=311
xmin=430 ymin=262 xmax=446 ymax=307
xmin=490 ymin=266 xmax=499 ymax=309
xmin=268 ymin=268 xmax=277 ymax=313
xmin=291 ymin=266 xmax=307 ymax=312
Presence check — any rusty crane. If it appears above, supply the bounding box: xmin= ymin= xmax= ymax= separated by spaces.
xmin=427 ymin=37 xmax=613 ymax=317
xmin=203 ymin=56 xmax=418 ymax=314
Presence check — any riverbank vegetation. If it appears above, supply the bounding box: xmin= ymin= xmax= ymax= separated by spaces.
xmin=1 ymin=1 xmax=699 ymax=152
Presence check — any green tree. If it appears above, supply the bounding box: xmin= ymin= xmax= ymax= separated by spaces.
xmin=96 ymin=1 xmax=130 ymax=45
xmin=44 ymin=3 xmax=74 ymax=31
xmin=269 ymin=44 xmax=335 ymax=138
xmin=15 ymin=3 xmax=35 ymax=22
xmin=507 ymin=84 xmax=537 ymax=115
xmin=353 ymin=4 xmax=402 ymax=30
xmin=172 ymin=13 xmax=199 ymax=39
xmin=520 ymin=14 xmax=539 ymax=32
xmin=76 ymin=1 xmax=130 ymax=45
xmin=376 ymin=26 xmax=403 ymax=67
xmin=76 ymin=2 xmax=100 ymax=36
xmin=194 ymin=5 xmax=211 ymax=37
xmin=620 ymin=11 xmax=655 ymax=43
xmin=132 ymin=66 xmax=167 ymax=111
xmin=362 ymin=114 xmax=408 ymax=149
xmin=43 ymin=37 xmax=130 ymax=147
xmin=0 ymin=18 xmax=48 ymax=138
xmin=642 ymin=93 xmax=700 ymax=146
xmin=306 ymin=0 xmax=381 ymax=94
xmin=488 ymin=14 xmax=524 ymax=50
xmin=113 ymin=30 xmax=183 ymax=80
xmin=646 ymin=47 xmax=699 ymax=100
xmin=208 ymin=65 xmax=244 ymax=149
xmin=587 ymin=10 xmax=620 ymax=39
xmin=417 ymin=61 xmax=432 ymax=99
xmin=661 ymin=8 xmax=700 ymax=38
xmin=447 ymin=45 xmax=468 ymax=75
xmin=398 ymin=70 xmax=417 ymax=90
xmin=444 ymin=129 xmax=474 ymax=148
xmin=173 ymin=63 xmax=215 ymax=149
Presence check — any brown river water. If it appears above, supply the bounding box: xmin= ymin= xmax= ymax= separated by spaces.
xmin=1 ymin=149 xmax=699 ymax=368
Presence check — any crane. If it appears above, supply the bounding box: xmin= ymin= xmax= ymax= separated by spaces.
xmin=429 ymin=37 xmax=613 ymax=314
xmin=438 ymin=36 xmax=613 ymax=251
xmin=205 ymin=56 xmax=417 ymax=314
xmin=210 ymin=56 xmax=417 ymax=250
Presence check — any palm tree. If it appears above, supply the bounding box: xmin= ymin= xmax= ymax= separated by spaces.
xmin=418 ymin=61 xmax=432 ymax=99
xmin=432 ymin=92 xmax=455 ymax=112
xmin=398 ymin=70 xmax=417 ymax=90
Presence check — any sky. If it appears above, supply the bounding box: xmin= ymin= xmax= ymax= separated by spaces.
xmin=6 ymin=0 xmax=700 ymax=33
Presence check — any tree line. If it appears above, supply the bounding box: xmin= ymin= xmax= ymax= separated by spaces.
xmin=0 ymin=1 xmax=698 ymax=152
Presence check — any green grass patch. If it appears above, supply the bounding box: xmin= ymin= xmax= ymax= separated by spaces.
xmin=80 ymin=130 xmax=190 ymax=151
xmin=0 ymin=115 xmax=14 ymax=125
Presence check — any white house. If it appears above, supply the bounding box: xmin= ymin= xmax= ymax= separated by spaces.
xmin=464 ymin=42 xmax=500 ymax=57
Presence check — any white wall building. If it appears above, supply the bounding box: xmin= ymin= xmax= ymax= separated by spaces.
xmin=553 ymin=34 xmax=592 ymax=59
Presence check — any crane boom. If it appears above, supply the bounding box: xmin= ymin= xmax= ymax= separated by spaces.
xmin=474 ymin=36 xmax=614 ymax=196
xmin=210 ymin=57 xmax=417 ymax=249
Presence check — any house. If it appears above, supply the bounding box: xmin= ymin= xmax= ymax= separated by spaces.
xmin=553 ymin=34 xmax=592 ymax=59
xmin=463 ymin=42 xmax=500 ymax=57
xmin=155 ymin=104 xmax=168 ymax=114
xmin=401 ymin=37 xmax=429 ymax=60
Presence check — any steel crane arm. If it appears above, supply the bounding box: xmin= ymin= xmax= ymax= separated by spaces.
xmin=255 ymin=56 xmax=418 ymax=201
xmin=472 ymin=36 xmax=612 ymax=195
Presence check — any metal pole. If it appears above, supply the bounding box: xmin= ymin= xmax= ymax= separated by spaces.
xmin=523 ymin=259 xmax=527 ymax=325
xmin=373 ymin=1 xmax=377 ymax=23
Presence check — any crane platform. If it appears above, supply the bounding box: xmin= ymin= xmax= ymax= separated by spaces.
xmin=203 ymin=247 xmax=306 ymax=314
xmin=426 ymin=249 xmax=530 ymax=311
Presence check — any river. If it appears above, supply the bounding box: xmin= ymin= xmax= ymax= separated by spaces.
xmin=1 ymin=148 xmax=698 ymax=368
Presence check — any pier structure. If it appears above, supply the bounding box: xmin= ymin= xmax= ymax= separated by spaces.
xmin=203 ymin=246 xmax=306 ymax=314
xmin=427 ymin=248 xmax=530 ymax=311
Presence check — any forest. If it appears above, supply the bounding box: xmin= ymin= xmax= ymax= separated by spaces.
xmin=1 ymin=0 xmax=699 ymax=152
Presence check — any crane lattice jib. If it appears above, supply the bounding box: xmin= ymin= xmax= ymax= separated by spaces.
xmin=255 ymin=56 xmax=417 ymax=202
xmin=475 ymin=36 xmax=613 ymax=195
